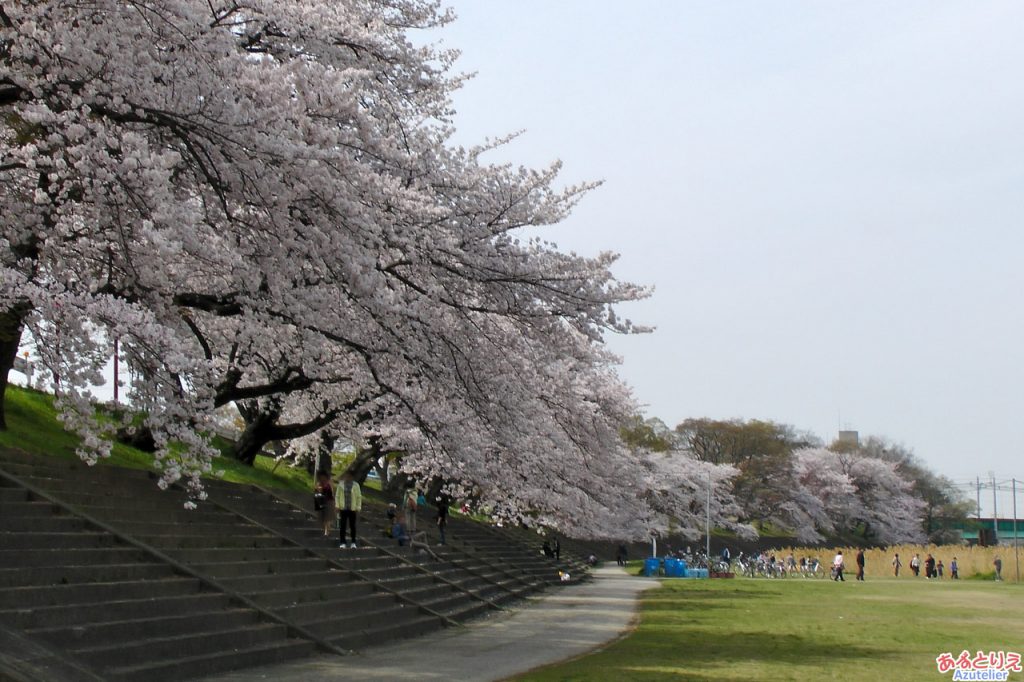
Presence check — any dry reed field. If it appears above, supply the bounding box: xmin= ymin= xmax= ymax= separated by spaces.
xmin=771 ymin=543 xmax=1022 ymax=580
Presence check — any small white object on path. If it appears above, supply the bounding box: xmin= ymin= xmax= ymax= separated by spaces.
xmin=201 ymin=565 xmax=656 ymax=681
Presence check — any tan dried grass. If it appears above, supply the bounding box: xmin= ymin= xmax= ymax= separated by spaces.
xmin=770 ymin=543 xmax=1022 ymax=580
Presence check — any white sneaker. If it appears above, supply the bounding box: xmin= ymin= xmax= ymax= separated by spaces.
xmin=349 ymin=543 xmax=357 ymax=548
xmin=339 ymin=544 xmax=347 ymax=549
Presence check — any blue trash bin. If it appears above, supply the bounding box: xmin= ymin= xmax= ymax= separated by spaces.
xmin=643 ymin=557 xmax=661 ymax=577
xmin=678 ymin=559 xmax=688 ymax=577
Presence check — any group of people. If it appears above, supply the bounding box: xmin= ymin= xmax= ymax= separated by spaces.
xmin=312 ymin=471 xmax=450 ymax=552
xmin=892 ymin=552 xmax=960 ymax=579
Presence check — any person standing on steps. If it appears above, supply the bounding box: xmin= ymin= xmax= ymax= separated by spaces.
xmin=402 ymin=484 xmax=418 ymax=533
xmin=337 ymin=470 xmax=362 ymax=548
xmin=314 ymin=472 xmax=335 ymax=537
xmin=436 ymin=496 xmax=449 ymax=546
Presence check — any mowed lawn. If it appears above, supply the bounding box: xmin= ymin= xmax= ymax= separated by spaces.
xmin=516 ymin=574 xmax=1024 ymax=682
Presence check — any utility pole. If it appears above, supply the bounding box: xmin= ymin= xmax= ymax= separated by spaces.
xmin=1013 ymin=478 xmax=1019 ymax=584
xmin=977 ymin=477 xmax=982 ymax=520
xmin=992 ymin=472 xmax=998 ymax=543
xmin=706 ymin=468 xmax=711 ymax=563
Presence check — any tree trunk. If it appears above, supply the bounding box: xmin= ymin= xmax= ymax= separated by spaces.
xmin=232 ymin=420 xmax=275 ymax=466
xmin=314 ymin=432 xmax=335 ymax=477
xmin=0 ymin=304 xmax=30 ymax=431
xmin=348 ymin=440 xmax=382 ymax=484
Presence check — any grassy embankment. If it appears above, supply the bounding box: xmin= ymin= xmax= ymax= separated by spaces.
xmin=0 ymin=385 xmax=311 ymax=491
xmin=517 ymin=575 xmax=1023 ymax=682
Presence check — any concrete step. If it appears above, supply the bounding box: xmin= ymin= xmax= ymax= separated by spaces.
xmin=72 ymin=505 xmax=241 ymax=525
xmin=192 ymin=557 xmax=333 ymax=578
xmin=0 ymin=499 xmax=64 ymax=517
xmin=0 ymin=530 xmax=121 ymax=550
xmin=33 ymin=489 xmax=192 ymax=511
xmin=0 ymin=547 xmax=153 ymax=568
xmin=0 ymin=514 xmax=90 ymax=533
xmin=0 ymin=576 xmax=201 ymax=609
xmin=0 ymin=486 xmax=28 ymax=502
xmin=302 ymin=600 xmax=427 ymax=639
xmin=357 ymin=565 xmax=429 ymax=582
xmin=275 ymin=592 xmax=398 ymax=625
xmin=72 ymin=622 xmax=289 ymax=669
xmin=113 ymin=519 xmax=263 ymax=537
xmin=27 ymin=608 xmax=261 ymax=649
xmin=104 ymin=637 xmax=316 ymax=682
xmin=331 ymin=613 xmax=442 ymax=652
xmin=0 ymin=591 xmax=234 ymax=629
xmin=140 ymin=533 xmax=289 ymax=550
xmin=398 ymin=582 xmax=462 ymax=606
xmin=170 ymin=544 xmax=307 ymax=562
xmin=251 ymin=581 xmax=377 ymax=609
xmin=216 ymin=568 xmax=350 ymax=593
xmin=0 ymin=561 xmax=174 ymax=588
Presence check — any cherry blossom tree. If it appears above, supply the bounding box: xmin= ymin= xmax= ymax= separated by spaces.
xmin=1 ymin=0 xmax=650 ymax=520
xmin=843 ymin=454 xmax=927 ymax=544
xmin=635 ymin=449 xmax=752 ymax=541
xmin=786 ymin=448 xmax=859 ymax=543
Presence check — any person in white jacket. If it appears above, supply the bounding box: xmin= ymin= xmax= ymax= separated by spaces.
xmin=832 ymin=551 xmax=845 ymax=582
xmin=337 ymin=471 xmax=362 ymax=548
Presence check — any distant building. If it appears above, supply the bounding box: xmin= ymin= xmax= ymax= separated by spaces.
xmin=957 ymin=518 xmax=1024 ymax=546
xmin=837 ymin=430 xmax=859 ymax=447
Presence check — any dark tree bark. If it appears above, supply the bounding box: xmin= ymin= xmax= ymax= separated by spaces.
xmin=231 ymin=399 xmax=338 ymax=466
xmin=0 ymin=303 xmax=30 ymax=431
xmin=314 ymin=431 xmax=335 ymax=477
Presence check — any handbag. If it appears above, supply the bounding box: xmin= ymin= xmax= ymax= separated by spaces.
xmin=313 ymin=491 xmax=326 ymax=511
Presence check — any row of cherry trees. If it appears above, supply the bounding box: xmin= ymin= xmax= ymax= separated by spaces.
xmin=0 ymin=0 xmax=679 ymax=535
xmin=625 ymin=417 xmax=970 ymax=544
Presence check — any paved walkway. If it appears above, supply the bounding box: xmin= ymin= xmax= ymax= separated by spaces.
xmin=202 ymin=565 xmax=656 ymax=682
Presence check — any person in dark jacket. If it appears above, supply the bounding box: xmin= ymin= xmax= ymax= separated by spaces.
xmin=855 ymin=549 xmax=865 ymax=581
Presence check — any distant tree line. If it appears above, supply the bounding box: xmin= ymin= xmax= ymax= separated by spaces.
xmin=621 ymin=417 xmax=972 ymax=545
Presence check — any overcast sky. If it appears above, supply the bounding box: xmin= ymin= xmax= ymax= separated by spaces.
xmin=439 ymin=1 xmax=1024 ymax=513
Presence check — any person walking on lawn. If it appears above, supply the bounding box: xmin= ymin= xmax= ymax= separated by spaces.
xmin=855 ymin=549 xmax=865 ymax=581
xmin=337 ymin=471 xmax=362 ymax=548
xmin=832 ymin=551 xmax=845 ymax=582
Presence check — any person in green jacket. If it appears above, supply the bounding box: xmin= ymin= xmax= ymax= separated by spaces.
xmin=337 ymin=471 xmax=362 ymax=548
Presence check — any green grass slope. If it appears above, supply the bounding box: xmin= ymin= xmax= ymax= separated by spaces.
xmin=0 ymin=385 xmax=311 ymax=491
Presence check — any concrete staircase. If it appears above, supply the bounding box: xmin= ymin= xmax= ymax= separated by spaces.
xmin=257 ymin=485 xmax=549 ymax=607
xmin=0 ymin=449 xmax=587 ymax=680
xmin=0 ymin=457 xmax=317 ymax=681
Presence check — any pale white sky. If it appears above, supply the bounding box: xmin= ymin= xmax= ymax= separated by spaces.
xmin=440 ymin=0 xmax=1024 ymax=514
